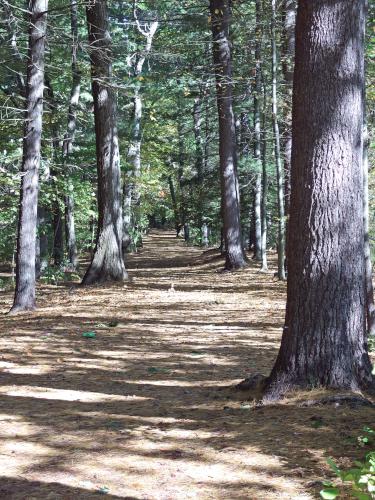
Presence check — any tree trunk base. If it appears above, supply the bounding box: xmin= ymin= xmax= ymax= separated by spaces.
xmin=262 ymin=373 xmax=375 ymax=403
xmin=82 ymin=269 xmax=128 ymax=287
xmin=8 ymin=303 xmax=36 ymax=315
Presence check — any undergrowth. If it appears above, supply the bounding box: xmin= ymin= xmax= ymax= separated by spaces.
xmin=320 ymin=427 xmax=375 ymax=499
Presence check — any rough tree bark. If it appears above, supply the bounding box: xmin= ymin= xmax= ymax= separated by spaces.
xmin=168 ymin=175 xmax=180 ymax=236
xmin=209 ymin=0 xmax=246 ymax=270
xmin=271 ymin=0 xmax=286 ymax=280
xmin=63 ymin=0 xmax=81 ymax=270
xmin=82 ymin=0 xmax=127 ymax=285
xmin=363 ymin=120 xmax=375 ymax=336
xmin=44 ymin=75 xmax=64 ymax=267
xmin=261 ymin=78 xmax=268 ymax=272
xmin=363 ymin=0 xmax=375 ymax=337
xmin=123 ymin=8 xmax=158 ymax=252
xmin=10 ymin=0 xmax=48 ymax=314
xmin=282 ymin=0 xmax=296 ymax=218
xmin=265 ymin=0 xmax=374 ymax=396
xmin=253 ymin=0 xmax=263 ymax=262
xmin=176 ymin=105 xmax=188 ymax=240
xmin=36 ymin=206 xmax=48 ymax=278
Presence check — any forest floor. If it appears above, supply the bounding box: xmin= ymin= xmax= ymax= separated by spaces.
xmin=0 ymin=230 xmax=374 ymax=500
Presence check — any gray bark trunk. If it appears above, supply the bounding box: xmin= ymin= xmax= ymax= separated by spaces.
xmin=82 ymin=0 xmax=127 ymax=285
xmin=364 ymin=122 xmax=375 ymax=336
xmin=272 ymin=0 xmax=286 ymax=280
xmin=253 ymin=0 xmax=263 ymax=262
xmin=282 ymin=0 xmax=296 ymax=218
xmin=63 ymin=0 xmax=81 ymax=270
xmin=209 ymin=0 xmax=246 ymax=270
xmin=10 ymin=0 xmax=48 ymax=314
xmin=123 ymin=14 xmax=158 ymax=250
xmin=261 ymin=83 xmax=268 ymax=272
xmin=266 ymin=0 xmax=374 ymax=396
xmin=45 ymin=76 xmax=64 ymax=268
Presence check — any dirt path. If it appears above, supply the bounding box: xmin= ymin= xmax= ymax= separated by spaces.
xmin=0 ymin=231 xmax=373 ymax=499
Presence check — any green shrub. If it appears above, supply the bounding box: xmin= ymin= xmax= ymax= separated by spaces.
xmin=320 ymin=428 xmax=375 ymax=499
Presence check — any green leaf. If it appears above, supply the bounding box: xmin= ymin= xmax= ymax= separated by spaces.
xmin=351 ymin=492 xmax=371 ymax=500
xmin=327 ymin=458 xmax=341 ymax=475
xmin=320 ymin=487 xmax=339 ymax=499
xmin=82 ymin=331 xmax=96 ymax=339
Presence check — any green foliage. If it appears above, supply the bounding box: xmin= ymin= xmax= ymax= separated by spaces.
xmin=40 ymin=264 xmax=80 ymax=285
xmin=320 ymin=428 xmax=375 ymax=500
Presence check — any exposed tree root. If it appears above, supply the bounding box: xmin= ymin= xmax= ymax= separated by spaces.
xmin=299 ymin=394 xmax=375 ymax=409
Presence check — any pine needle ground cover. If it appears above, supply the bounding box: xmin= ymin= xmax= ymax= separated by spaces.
xmin=0 ymin=232 xmax=373 ymax=499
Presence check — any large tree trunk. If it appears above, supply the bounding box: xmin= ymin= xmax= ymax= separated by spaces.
xmin=209 ymin=0 xmax=246 ymax=270
xmin=82 ymin=0 xmax=127 ymax=285
xmin=63 ymin=0 xmax=81 ymax=270
xmin=271 ymin=0 xmax=286 ymax=281
xmin=10 ymin=0 xmax=48 ymax=314
xmin=265 ymin=0 xmax=374 ymax=397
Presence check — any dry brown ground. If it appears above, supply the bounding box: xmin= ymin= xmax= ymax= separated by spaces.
xmin=0 ymin=230 xmax=373 ymax=499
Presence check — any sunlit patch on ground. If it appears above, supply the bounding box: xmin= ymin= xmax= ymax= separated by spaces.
xmin=0 ymin=231 xmax=373 ymax=499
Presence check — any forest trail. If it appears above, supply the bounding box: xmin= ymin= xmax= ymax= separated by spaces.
xmin=0 ymin=231 xmax=372 ymax=499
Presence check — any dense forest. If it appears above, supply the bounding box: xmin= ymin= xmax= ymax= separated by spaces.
xmin=0 ymin=0 xmax=374 ymax=498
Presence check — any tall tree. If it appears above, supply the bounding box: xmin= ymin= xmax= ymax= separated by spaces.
xmin=261 ymin=78 xmax=268 ymax=272
xmin=282 ymin=0 xmax=296 ymax=217
xmin=253 ymin=0 xmax=263 ymax=263
xmin=10 ymin=0 xmax=48 ymax=314
xmin=82 ymin=0 xmax=127 ymax=285
xmin=265 ymin=0 xmax=374 ymax=396
xmin=63 ymin=0 xmax=81 ymax=270
xmin=271 ymin=0 xmax=286 ymax=280
xmin=123 ymin=6 xmax=158 ymax=252
xmin=209 ymin=0 xmax=246 ymax=270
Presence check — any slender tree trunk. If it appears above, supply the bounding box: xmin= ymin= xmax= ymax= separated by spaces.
xmin=63 ymin=0 xmax=81 ymax=270
xmin=10 ymin=0 xmax=48 ymax=314
xmin=209 ymin=0 xmax=246 ymax=270
xmin=253 ymin=184 xmax=261 ymax=262
xmin=38 ymin=206 xmax=48 ymax=274
xmin=36 ymin=205 xmax=49 ymax=279
xmin=168 ymin=176 xmax=180 ymax=236
xmin=363 ymin=121 xmax=375 ymax=336
xmin=265 ymin=0 xmax=374 ymax=397
xmin=202 ymin=223 xmax=209 ymax=248
xmin=282 ymin=0 xmax=296 ymax=218
xmin=123 ymin=15 xmax=158 ymax=250
xmin=271 ymin=0 xmax=286 ymax=280
xmin=193 ymin=89 xmax=208 ymax=242
xmin=82 ymin=0 xmax=127 ymax=285
xmin=193 ymin=95 xmax=204 ymax=184
xmin=177 ymin=112 xmax=188 ymax=235
xmin=253 ymin=0 xmax=263 ymax=262
xmin=52 ymin=207 xmax=64 ymax=266
xmin=45 ymin=76 xmax=64 ymax=267
xmin=261 ymin=84 xmax=268 ymax=271
xmin=363 ymin=0 xmax=375 ymax=337
xmin=125 ymin=84 xmax=142 ymax=249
